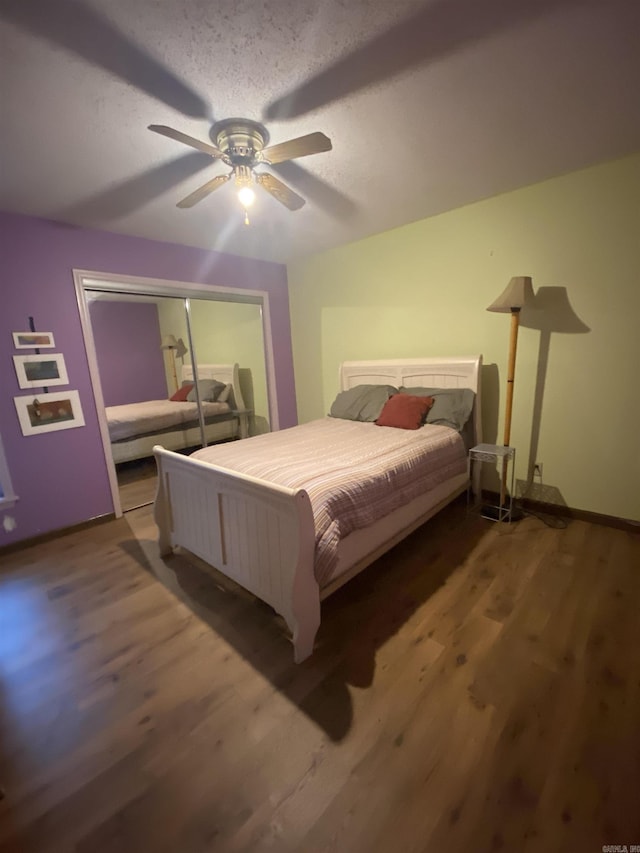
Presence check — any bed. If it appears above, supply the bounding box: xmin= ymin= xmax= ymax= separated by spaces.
xmin=153 ymin=356 xmax=482 ymax=662
xmin=107 ymin=363 xmax=248 ymax=464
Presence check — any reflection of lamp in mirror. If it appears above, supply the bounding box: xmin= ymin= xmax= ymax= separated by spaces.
xmin=174 ymin=337 xmax=188 ymax=359
xmin=161 ymin=335 xmax=179 ymax=392
xmin=487 ymin=276 xmax=535 ymax=517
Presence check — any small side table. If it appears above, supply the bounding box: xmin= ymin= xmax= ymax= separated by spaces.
xmin=232 ymin=408 xmax=251 ymax=439
xmin=467 ymin=443 xmax=516 ymax=522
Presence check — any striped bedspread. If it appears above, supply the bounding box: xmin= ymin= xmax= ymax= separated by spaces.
xmin=190 ymin=417 xmax=466 ymax=585
xmin=106 ymin=399 xmax=231 ymax=442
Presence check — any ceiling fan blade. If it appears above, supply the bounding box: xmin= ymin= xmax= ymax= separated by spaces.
xmin=255 ymin=173 xmax=305 ymax=211
xmin=176 ymin=174 xmax=230 ymax=208
xmin=1 ymin=0 xmax=211 ymax=119
xmin=149 ymin=126 xmax=226 ymax=160
xmin=260 ymin=132 xmax=332 ymax=165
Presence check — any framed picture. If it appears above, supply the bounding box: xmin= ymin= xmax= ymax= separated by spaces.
xmin=14 ymin=390 xmax=85 ymax=436
xmin=12 ymin=331 xmax=56 ymax=349
xmin=13 ymin=353 xmax=69 ymax=389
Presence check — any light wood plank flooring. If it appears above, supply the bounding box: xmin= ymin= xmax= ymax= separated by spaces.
xmin=1 ymin=501 xmax=639 ymax=852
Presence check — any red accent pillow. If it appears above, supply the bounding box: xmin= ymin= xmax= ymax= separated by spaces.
xmin=169 ymin=383 xmax=194 ymax=402
xmin=375 ymin=394 xmax=435 ymax=429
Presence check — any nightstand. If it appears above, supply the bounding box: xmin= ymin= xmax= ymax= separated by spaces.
xmin=467 ymin=443 xmax=516 ymax=522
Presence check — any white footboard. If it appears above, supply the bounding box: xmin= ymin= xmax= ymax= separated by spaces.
xmin=153 ymin=446 xmax=320 ymax=663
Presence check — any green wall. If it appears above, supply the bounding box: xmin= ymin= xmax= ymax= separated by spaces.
xmin=287 ymin=152 xmax=640 ymax=522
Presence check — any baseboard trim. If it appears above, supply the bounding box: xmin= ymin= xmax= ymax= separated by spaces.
xmin=523 ymin=500 xmax=638 ymax=533
xmin=0 ymin=512 xmax=117 ymax=556
xmin=482 ymin=491 xmax=639 ymax=534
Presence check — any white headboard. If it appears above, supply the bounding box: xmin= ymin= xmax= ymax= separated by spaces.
xmin=339 ymin=355 xmax=483 ymax=445
xmin=181 ymin=362 xmax=246 ymax=410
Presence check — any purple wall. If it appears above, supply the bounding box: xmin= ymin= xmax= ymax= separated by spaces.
xmin=0 ymin=212 xmax=296 ymax=547
xmin=89 ymin=300 xmax=167 ymax=405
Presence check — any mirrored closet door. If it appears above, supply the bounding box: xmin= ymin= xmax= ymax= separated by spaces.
xmin=88 ymin=291 xmax=189 ymax=511
xmin=81 ymin=281 xmax=273 ymax=514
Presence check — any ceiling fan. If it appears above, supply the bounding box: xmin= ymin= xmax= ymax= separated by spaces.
xmin=149 ymin=119 xmax=332 ymax=220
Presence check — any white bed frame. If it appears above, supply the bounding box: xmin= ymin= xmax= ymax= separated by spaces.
xmin=153 ymin=356 xmax=482 ymax=662
xmin=111 ymin=363 xmax=247 ymax=464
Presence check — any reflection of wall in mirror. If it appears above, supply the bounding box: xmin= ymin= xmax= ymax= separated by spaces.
xmin=156 ymin=298 xmax=190 ymax=395
xmin=88 ymin=299 xmax=167 ymax=405
xmin=186 ymin=300 xmax=270 ymax=436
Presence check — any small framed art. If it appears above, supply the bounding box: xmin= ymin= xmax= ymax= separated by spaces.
xmin=12 ymin=331 xmax=56 ymax=349
xmin=13 ymin=353 xmax=69 ymax=389
xmin=14 ymin=390 xmax=85 ymax=436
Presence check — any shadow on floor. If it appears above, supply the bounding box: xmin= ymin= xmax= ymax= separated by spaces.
xmin=119 ymin=497 xmax=490 ymax=741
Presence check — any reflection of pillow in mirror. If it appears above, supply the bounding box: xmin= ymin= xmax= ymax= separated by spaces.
xmin=186 ymin=379 xmax=226 ymax=402
xmin=376 ymin=394 xmax=434 ymax=429
xmin=169 ymin=383 xmax=194 ymax=402
xmin=330 ymin=384 xmax=398 ymax=422
xmin=217 ymin=383 xmax=232 ymax=404
xmin=399 ymin=387 xmax=475 ymax=432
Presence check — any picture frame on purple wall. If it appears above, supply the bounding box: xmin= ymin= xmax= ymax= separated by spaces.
xmin=14 ymin=390 xmax=85 ymax=436
xmin=12 ymin=331 xmax=56 ymax=349
xmin=13 ymin=353 xmax=69 ymax=389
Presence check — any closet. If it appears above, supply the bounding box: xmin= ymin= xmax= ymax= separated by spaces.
xmin=75 ymin=272 xmax=274 ymax=513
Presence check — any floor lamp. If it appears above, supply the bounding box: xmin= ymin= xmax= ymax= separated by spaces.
xmin=486 ymin=276 xmax=535 ymax=519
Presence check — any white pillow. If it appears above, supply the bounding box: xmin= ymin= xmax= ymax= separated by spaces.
xmin=217 ymin=383 xmax=233 ymax=404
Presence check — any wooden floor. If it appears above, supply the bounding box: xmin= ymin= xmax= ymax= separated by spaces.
xmin=1 ymin=501 xmax=639 ymax=852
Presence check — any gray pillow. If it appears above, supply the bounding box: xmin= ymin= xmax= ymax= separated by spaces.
xmin=399 ymin=386 xmax=475 ymax=432
xmin=186 ymin=379 xmax=226 ymax=402
xmin=330 ymin=384 xmax=398 ymax=422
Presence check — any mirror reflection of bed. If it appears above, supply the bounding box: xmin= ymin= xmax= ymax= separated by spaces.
xmin=108 ymin=363 xmax=249 ymax=512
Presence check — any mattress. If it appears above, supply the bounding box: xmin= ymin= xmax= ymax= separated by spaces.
xmin=191 ymin=417 xmax=466 ymax=585
xmin=106 ymin=399 xmax=231 ymax=442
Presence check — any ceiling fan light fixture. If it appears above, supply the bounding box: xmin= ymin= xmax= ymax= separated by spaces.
xmin=234 ymin=165 xmax=256 ymax=225
xmin=150 ymin=117 xmax=329 ymax=215
xmin=238 ymin=186 xmax=256 ymax=208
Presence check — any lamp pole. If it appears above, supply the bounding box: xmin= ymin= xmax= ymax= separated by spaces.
xmin=161 ymin=335 xmax=180 ymax=393
xmin=486 ymin=276 xmax=534 ymax=516
xmin=168 ymin=346 xmax=178 ymax=393
xmin=500 ymin=307 xmax=521 ymax=507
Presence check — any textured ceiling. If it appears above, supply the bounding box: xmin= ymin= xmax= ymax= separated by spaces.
xmin=1 ymin=0 xmax=639 ymax=263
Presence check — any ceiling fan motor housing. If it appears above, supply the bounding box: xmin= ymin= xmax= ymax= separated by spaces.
xmin=212 ymin=119 xmax=270 ymax=167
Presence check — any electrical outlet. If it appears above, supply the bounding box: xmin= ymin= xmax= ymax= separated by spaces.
xmin=534 ymin=462 xmax=543 ymax=478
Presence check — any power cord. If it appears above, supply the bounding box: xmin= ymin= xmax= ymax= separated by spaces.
xmin=519 ymin=505 xmax=568 ymax=529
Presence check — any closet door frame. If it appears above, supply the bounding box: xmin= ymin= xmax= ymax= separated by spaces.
xmin=73 ymin=268 xmax=278 ymax=518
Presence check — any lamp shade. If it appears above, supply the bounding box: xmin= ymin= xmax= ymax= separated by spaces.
xmin=161 ymin=334 xmax=178 ymax=349
xmin=487 ymin=276 xmax=534 ymax=313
